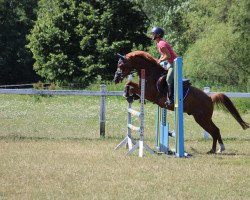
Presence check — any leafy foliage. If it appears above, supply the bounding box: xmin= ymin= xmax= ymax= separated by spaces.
xmin=1 ymin=0 xmax=249 ymax=91
xmin=0 ymin=0 xmax=38 ymax=84
xmin=183 ymin=0 xmax=250 ymax=91
xmin=27 ymin=0 xmax=150 ymax=86
xmin=134 ymin=0 xmax=189 ymax=56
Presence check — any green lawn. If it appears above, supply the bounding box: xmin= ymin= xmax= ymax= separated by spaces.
xmin=0 ymin=95 xmax=249 ymax=200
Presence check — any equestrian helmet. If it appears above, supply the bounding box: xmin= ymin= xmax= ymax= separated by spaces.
xmin=151 ymin=27 xmax=164 ymax=38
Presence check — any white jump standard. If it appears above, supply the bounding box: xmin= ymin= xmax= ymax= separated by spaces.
xmin=115 ymin=69 xmax=154 ymax=157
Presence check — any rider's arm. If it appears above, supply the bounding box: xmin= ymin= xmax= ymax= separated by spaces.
xmin=158 ymin=47 xmax=171 ymax=63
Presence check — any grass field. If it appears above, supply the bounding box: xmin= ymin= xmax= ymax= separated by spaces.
xmin=0 ymin=94 xmax=249 ymax=200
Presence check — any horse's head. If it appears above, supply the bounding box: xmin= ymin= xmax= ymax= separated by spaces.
xmin=114 ymin=53 xmax=133 ymax=84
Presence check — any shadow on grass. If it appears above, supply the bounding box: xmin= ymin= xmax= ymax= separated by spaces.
xmin=217 ymin=152 xmax=250 ymax=156
xmin=195 ymin=137 xmax=250 ymax=142
xmin=1 ymin=135 xmax=249 ymax=157
xmin=189 ymin=146 xmax=250 ymax=157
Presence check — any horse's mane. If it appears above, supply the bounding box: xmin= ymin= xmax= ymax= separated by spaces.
xmin=126 ymin=51 xmax=164 ymax=71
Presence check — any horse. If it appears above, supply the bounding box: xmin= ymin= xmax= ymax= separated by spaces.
xmin=113 ymin=50 xmax=249 ymax=154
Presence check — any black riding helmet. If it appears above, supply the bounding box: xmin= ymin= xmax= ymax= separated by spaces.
xmin=151 ymin=27 xmax=164 ymax=39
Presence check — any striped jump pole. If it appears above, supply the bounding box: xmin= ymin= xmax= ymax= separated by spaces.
xmin=115 ymin=69 xmax=154 ymax=157
xmin=174 ymin=57 xmax=185 ymax=157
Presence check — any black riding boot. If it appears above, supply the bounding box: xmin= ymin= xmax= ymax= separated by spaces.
xmin=169 ymin=84 xmax=174 ymax=102
xmin=166 ymin=83 xmax=174 ymax=105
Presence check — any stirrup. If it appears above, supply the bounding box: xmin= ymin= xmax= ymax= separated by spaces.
xmin=165 ymin=99 xmax=174 ymax=106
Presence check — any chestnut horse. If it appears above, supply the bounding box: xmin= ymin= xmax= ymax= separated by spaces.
xmin=114 ymin=50 xmax=249 ymax=154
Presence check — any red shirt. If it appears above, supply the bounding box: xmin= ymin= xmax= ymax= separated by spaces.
xmin=157 ymin=39 xmax=177 ymax=64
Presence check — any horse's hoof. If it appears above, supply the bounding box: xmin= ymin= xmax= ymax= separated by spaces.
xmin=126 ymin=96 xmax=134 ymax=103
xmin=217 ymin=144 xmax=225 ymax=154
xmin=217 ymin=149 xmax=223 ymax=154
xmin=207 ymin=149 xmax=216 ymax=154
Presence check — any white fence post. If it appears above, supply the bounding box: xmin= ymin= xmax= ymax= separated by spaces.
xmin=203 ymin=87 xmax=210 ymax=140
xmin=100 ymin=84 xmax=106 ymax=138
xmin=0 ymin=86 xmax=249 ymax=140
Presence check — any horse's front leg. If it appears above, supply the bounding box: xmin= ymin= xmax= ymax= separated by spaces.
xmin=127 ymin=81 xmax=140 ymax=95
xmin=123 ymin=81 xmax=140 ymax=102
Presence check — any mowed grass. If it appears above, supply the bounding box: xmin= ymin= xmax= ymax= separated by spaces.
xmin=0 ymin=94 xmax=250 ymax=200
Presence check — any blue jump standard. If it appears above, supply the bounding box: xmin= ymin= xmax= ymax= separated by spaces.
xmin=155 ymin=57 xmax=190 ymax=158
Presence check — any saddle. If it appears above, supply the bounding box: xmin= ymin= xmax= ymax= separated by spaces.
xmin=156 ymin=75 xmax=191 ymax=98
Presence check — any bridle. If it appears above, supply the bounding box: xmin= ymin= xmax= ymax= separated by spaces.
xmin=115 ymin=55 xmax=135 ymax=81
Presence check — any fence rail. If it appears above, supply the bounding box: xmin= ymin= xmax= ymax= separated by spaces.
xmin=0 ymin=88 xmax=124 ymax=96
xmin=0 ymin=86 xmax=249 ymax=138
xmin=0 ymin=88 xmax=249 ymax=98
xmin=207 ymin=92 xmax=250 ymax=98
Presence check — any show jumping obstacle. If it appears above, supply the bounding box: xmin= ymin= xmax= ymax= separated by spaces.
xmin=174 ymin=57 xmax=185 ymax=157
xmin=116 ymin=58 xmax=187 ymax=157
xmin=155 ymin=57 xmax=186 ymax=157
xmin=155 ymin=107 xmax=169 ymax=153
xmin=115 ymin=69 xmax=154 ymax=157
xmin=114 ymin=50 xmax=249 ymax=154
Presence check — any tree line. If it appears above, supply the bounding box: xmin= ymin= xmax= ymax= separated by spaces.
xmin=0 ymin=0 xmax=249 ymax=90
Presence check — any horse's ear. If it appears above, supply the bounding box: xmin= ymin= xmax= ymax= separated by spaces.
xmin=116 ymin=53 xmax=126 ymax=61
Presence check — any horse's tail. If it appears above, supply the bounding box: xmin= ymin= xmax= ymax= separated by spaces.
xmin=210 ymin=93 xmax=250 ymax=130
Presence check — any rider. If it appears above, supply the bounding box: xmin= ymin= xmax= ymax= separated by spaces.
xmin=151 ymin=27 xmax=177 ymax=105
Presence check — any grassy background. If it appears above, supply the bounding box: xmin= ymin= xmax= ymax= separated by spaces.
xmin=0 ymin=94 xmax=249 ymax=200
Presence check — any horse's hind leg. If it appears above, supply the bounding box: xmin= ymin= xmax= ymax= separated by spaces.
xmin=193 ymin=115 xmax=225 ymax=154
xmin=207 ymin=121 xmax=225 ymax=153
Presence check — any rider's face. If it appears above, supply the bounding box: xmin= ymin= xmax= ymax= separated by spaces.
xmin=151 ymin=33 xmax=159 ymax=40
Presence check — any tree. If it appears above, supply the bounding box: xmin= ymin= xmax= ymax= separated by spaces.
xmin=0 ymin=0 xmax=38 ymax=84
xmin=133 ymin=0 xmax=189 ymax=57
xmin=183 ymin=0 xmax=250 ymax=91
xmin=27 ymin=0 xmax=150 ymax=86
